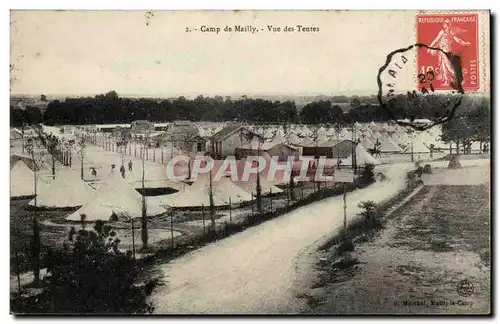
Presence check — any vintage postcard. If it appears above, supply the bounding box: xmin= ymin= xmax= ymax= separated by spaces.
xmin=10 ymin=10 xmax=491 ymax=315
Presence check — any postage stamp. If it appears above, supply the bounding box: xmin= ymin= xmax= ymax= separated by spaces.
xmin=416 ymin=13 xmax=479 ymax=92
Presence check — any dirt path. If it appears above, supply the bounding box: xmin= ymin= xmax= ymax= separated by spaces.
xmin=148 ymin=163 xmax=414 ymax=314
xmin=305 ymin=165 xmax=490 ymax=314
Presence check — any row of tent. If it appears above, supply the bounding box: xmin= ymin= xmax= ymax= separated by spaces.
xmin=10 ymin=159 xmax=285 ymax=222
xmin=255 ymin=124 xmax=450 ymax=154
xmin=11 ymin=143 xmax=380 ymax=222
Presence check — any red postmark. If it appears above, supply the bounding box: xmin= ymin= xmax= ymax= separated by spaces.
xmin=416 ymin=13 xmax=479 ymax=92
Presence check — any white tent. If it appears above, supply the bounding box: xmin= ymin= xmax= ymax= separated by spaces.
xmin=10 ymin=128 xmax=23 ymax=140
xmin=325 ymin=127 xmax=336 ymax=137
xmin=316 ymin=133 xmax=329 ymax=146
xmin=158 ymin=185 xmax=227 ymax=208
xmin=338 ymin=128 xmax=353 ymax=140
xmin=287 ymin=133 xmax=301 ymax=146
xmin=360 ymin=136 xmax=375 ymax=150
xmin=29 ymin=169 xmax=95 ymax=208
xmin=272 ymin=128 xmax=287 ymax=145
xmin=194 ymin=175 xmax=254 ymax=205
xmin=371 ymin=136 xmax=401 ymax=153
xmin=340 ymin=144 xmax=381 ymax=166
xmin=10 ymin=160 xmax=36 ymax=198
xmin=299 ymin=125 xmax=313 ymax=137
xmin=66 ymin=170 xmax=166 ymax=222
xmin=316 ymin=126 xmax=326 ymax=136
xmin=263 ymin=128 xmax=275 ymax=139
xmin=235 ymin=173 xmax=284 ymax=196
xmin=159 ymin=174 xmax=253 ymax=208
xmin=403 ymin=136 xmax=431 ymax=153
xmin=299 ymin=137 xmax=316 ymax=147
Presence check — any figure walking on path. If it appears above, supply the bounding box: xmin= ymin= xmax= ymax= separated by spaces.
xmin=128 ymin=160 xmax=133 ymax=172
xmin=91 ymin=167 xmax=97 ymax=179
xmin=120 ymin=165 xmax=126 ymax=178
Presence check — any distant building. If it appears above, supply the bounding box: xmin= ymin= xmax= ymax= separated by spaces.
xmin=235 ymin=142 xmax=300 ymax=161
xmin=210 ymin=124 xmax=262 ymax=158
xmin=152 ymin=124 xmax=206 ymax=152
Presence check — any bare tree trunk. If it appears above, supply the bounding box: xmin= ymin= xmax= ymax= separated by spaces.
xmin=141 ymin=146 xmax=148 ymax=249
xmin=209 ymin=170 xmax=215 ymax=232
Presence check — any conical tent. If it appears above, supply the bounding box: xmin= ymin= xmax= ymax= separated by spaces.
xmin=371 ymin=136 xmax=401 ymax=153
xmin=10 ymin=128 xmax=23 ymax=140
xmin=338 ymin=128 xmax=352 ymax=140
xmin=404 ymin=136 xmax=431 ymax=153
xmin=192 ymin=174 xmax=254 ymax=205
xmin=232 ymin=160 xmax=284 ymax=196
xmin=158 ymin=183 xmax=227 ymax=208
xmin=263 ymin=128 xmax=275 ymax=139
xmin=316 ymin=126 xmax=326 ymax=136
xmin=29 ymin=169 xmax=95 ymax=208
xmin=299 ymin=137 xmax=316 ymax=147
xmin=316 ymin=133 xmax=329 ymax=146
xmin=301 ymin=125 xmax=313 ymax=137
xmin=360 ymin=137 xmax=375 ymax=150
xmin=10 ymin=160 xmax=36 ymax=198
xmin=325 ymin=127 xmax=336 ymax=137
xmin=66 ymin=170 xmax=166 ymax=222
xmin=340 ymin=144 xmax=380 ymax=166
xmin=272 ymin=128 xmax=287 ymax=145
xmin=287 ymin=133 xmax=301 ymax=146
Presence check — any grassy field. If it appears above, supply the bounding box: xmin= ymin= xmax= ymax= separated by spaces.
xmin=304 ymin=166 xmax=490 ymax=314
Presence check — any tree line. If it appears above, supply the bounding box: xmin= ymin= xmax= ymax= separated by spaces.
xmin=10 ymin=90 xmax=490 ymax=128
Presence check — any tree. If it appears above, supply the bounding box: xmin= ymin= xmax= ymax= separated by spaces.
xmin=357 ymin=200 xmax=379 ymax=224
xmin=12 ymin=220 xmax=159 ymax=314
xmin=289 ymin=169 xmax=296 ymax=201
xmin=130 ymin=121 xmax=154 ymax=249
xmin=24 ymin=138 xmax=41 ymax=286
xmin=76 ymin=138 xmax=86 ymax=180
xmin=46 ymin=135 xmax=58 ymax=179
xmin=40 ymin=94 xmax=47 ymax=102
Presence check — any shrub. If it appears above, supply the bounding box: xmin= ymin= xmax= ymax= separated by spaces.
xmin=357 ymin=200 xmax=379 ymax=224
xmin=448 ymin=155 xmax=462 ymax=169
xmin=423 ymin=164 xmax=432 ymax=174
xmin=337 ymin=239 xmax=355 ymax=255
xmin=11 ymin=221 xmax=159 ymax=314
xmin=358 ymin=164 xmax=375 ymax=187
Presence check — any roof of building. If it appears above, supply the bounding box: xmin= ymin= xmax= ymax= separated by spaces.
xmin=211 ymin=124 xmax=261 ymax=142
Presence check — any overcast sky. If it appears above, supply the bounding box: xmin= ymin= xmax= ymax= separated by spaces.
xmin=9 ymin=10 xmax=474 ymax=97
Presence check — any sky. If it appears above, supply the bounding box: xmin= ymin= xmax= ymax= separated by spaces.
xmin=9 ymin=10 xmax=488 ymax=97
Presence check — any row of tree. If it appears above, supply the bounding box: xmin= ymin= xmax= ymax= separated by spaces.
xmin=440 ymin=95 xmax=491 ymax=154
xmin=12 ymin=91 xmax=489 ymax=127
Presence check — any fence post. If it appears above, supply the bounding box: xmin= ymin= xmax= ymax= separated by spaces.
xmin=161 ymin=147 xmax=164 ymax=164
xmin=301 ymin=186 xmax=304 ymax=200
xmin=286 ymin=186 xmax=290 ymax=208
xmin=135 ymin=144 xmax=137 ymax=157
xmin=270 ymin=189 xmax=273 ymax=211
xmin=146 ymin=147 xmax=149 ymax=160
xmin=170 ymin=210 xmax=175 ymax=248
xmin=153 ymin=147 xmax=156 ymax=162
xmin=202 ymin=204 xmax=206 ymax=234
xmin=251 ymin=192 xmax=254 ymax=218
xmin=131 ymin=218 xmax=136 ymax=260
xmin=229 ymin=196 xmax=232 ymax=222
